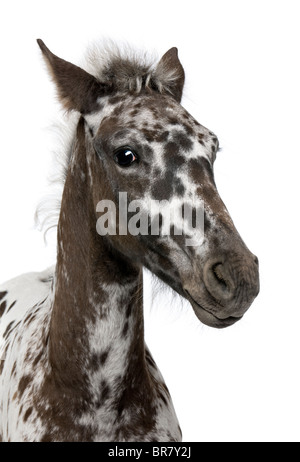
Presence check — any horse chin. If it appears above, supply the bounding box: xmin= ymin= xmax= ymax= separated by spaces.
xmin=185 ymin=292 xmax=242 ymax=329
xmin=192 ymin=304 xmax=242 ymax=328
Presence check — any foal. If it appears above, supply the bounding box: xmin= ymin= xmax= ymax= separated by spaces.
xmin=0 ymin=40 xmax=259 ymax=442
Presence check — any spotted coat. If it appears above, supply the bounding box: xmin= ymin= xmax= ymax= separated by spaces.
xmin=0 ymin=40 xmax=259 ymax=442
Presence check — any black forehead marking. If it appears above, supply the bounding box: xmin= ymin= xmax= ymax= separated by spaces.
xmin=171 ymin=130 xmax=193 ymax=151
xmin=164 ymin=142 xmax=186 ymax=165
xmin=151 ymin=170 xmax=186 ymax=201
xmin=155 ymin=131 xmax=169 ymax=143
xmin=141 ymin=127 xmax=161 ymax=142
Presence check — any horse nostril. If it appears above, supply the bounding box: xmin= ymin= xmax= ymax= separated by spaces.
xmin=204 ymin=253 xmax=260 ymax=314
xmin=212 ymin=263 xmax=228 ymax=289
xmin=253 ymin=255 xmax=259 ymax=265
xmin=203 ymin=260 xmax=235 ymax=305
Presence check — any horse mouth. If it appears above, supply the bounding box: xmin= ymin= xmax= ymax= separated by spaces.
xmin=184 ymin=290 xmax=242 ymax=329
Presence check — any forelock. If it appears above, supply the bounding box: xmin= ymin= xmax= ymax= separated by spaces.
xmin=82 ymin=40 xmax=182 ymax=98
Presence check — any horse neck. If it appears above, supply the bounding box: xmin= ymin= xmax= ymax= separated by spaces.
xmin=49 ymin=118 xmax=147 ymax=396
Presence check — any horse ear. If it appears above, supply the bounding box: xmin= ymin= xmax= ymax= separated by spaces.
xmin=155 ymin=47 xmax=185 ymax=102
xmin=37 ymin=39 xmax=112 ymax=114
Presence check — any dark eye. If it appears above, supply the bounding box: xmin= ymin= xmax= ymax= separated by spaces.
xmin=114 ymin=147 xmax=138 ymax=167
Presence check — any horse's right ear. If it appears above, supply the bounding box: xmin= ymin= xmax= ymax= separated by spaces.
xmin=37 ymin=39 xmax=112 ymax=114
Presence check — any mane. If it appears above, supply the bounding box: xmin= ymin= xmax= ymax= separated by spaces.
xmin=84 ymin=39 xmax=181 ymax=96
xmin=35 ymin=40 xmax=183 ymax=239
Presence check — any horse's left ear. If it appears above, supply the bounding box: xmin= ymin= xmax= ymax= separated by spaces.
xmin=155 ymin=47 xmax=185 ymax=103
xmin=37 ymin=39 xmax=112 ymax=114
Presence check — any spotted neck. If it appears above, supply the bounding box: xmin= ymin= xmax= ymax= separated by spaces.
xmin=49 ymin=119 xmax=150 ymax=402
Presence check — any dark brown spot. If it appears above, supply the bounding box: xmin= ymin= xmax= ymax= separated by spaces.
xmin=155 ymin=131 xmax=169 ymax=143
xmin=100 ymin=348 xmax=110 ymax=366
xmin=3 ymin=321 xmax=14 ymax=339
xmin=152 ymin=167 xmax=179 ymax=201
xmin=189 ymin=157 xmax=214 ymax=186
xmin=142 ymin=128 xmax=157 ymax=142
xmin=100 ymin=380 xmax=110 ymax=402
xmin=18 ymin=374 xmax=32 ymax=398
xmin=89 ymin=353 xmax=100 ymax=371
xmin=182 ymin=122 xmax=194 ymax=136
xmin=11 ymin=361 xmax=17 ymax=376
xmin=7 ymin=300 xmax=17 ymax=312
xmin=24 ymin=312 xmax=37 ymax=325
xmin=167 ymin=116 xmax=179 ymax=126
xmin=0 ymin=291 xmax=7 ymax=302
xmin=212 ymin=235 xmax=220 ymax=247
xmin=133 ymin=101 xmax=143 ymax=109
xmin=125 ymin=304 xmax=132 ymax=318
xmin=33 ymin=351 xmax=43 ymax=366
xmin=122 ymin=321 xmax=129 ymax=338
xmin=164 ymin=142 xmax=186 ymax=167
xmin=0 ymin=300 xmax=7 ymax=318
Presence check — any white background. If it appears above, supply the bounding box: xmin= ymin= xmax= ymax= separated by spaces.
xmin=0 ymin=0 xmax=299 ymax=442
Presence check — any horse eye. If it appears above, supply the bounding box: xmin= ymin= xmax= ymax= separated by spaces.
xmin=114 ymin=147 xmax=138 ymax=167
